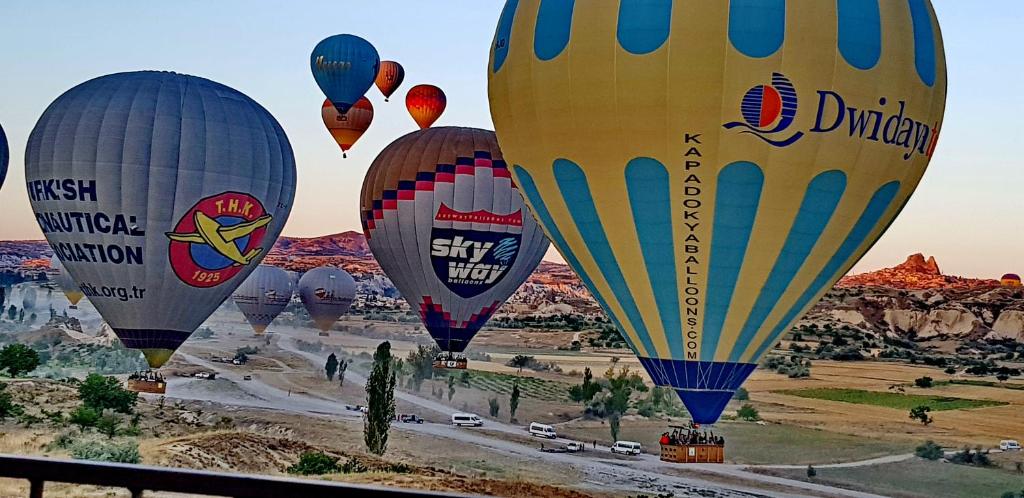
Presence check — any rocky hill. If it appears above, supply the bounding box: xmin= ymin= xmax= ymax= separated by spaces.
xmin=837 ymin=253 xmax=998 ymax=290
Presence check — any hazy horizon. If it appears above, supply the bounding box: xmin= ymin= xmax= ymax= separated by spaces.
xmin=0 ymin=1 xmax=1020 ymax=278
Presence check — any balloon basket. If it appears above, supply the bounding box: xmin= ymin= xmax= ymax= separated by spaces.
xmin=318 ymin=331 xmax=330 ymax=337
xmin=127 ymin=371 xmax=166 ymax=394
xmin=433 ymin=357 xmax=468 ymax=369
xmin=69 ymin=305 xmax=78 ymax=310
xmin=659 ymin=425 xmax=724 ymax=464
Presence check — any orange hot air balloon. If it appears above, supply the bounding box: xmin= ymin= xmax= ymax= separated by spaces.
xmin=322 ymin=97 xmax=373 ymax=158
xmin=406 ymin=84 xmax=446 ymax=129
xmin=374 ymin=61 xmax=405 ymax=102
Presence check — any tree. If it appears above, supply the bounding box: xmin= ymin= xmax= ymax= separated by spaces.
xmin=997 ymin=373 xmax=1010 ymax=383
xmin=447 ymin=375 xmax=456 ymax=402
xmin=914 ymin=376 xmax=934 ymax=388
xmin=6 ymin=305 xmax=15 ymax=321
xmin=338 ymin=358 xmax=349 ymax=388
xmin=69 ymin=405 xmax=100 ymax=431
xmin=598 ymin=366 xmax=647 ymax=441
xmin=405 ymin=345 xmax=438 ymax=392
xmin=96 ymin=412 xmax=122 ymax=439
xmin=915 ymin=440 xmax=943 ymax=460
xmin=568 ymin=367 xmax=602 ymax=404
xmin=0 ymin=383 xmax=23 ymax=420
xmin=364 ymin=341 xmax=396 ymax=456
xmin=325 ymin=353 xmax=339 ymax=381
xmin=488 ymin=397 xmax=500 ymax=417
xmin=508 ymin=354 xmax=533 ymax=373
xmin=0 ymin=344 xmax=41 ymax=377
xmin=509 ymin=381 xmax=521 ymax=423
xmin=909 ymin=405 xmax=933 ymax=425
xmin=78 ymin=374 xmax=138 ymax=414
xmin=737 ymin=404 xmax=760 ymax=421
xmin=734 ymin=387 xmax=750 ymax=401
xmin=944 ymin=367 xmax=957 ymax=375
xmin=287 ymin=452 xmax=341 ymax=475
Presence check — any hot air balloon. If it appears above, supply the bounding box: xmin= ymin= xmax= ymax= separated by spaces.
xmin=21 ymin=287 xmax=37 ymax=311
xmin=298 ymin=266 xmax=356 ymax=336
xmin=489 ymin=1 xmax=946 ymax=424
xmin=233 ymin=264 xmax=293 ymax=335
xmin=322 ymin=97 xmax=373 ymax=158
xmin=405 ymin=84 xmax=446 ymax=129
xmin=375 ymin=61 xmax=405 ymax=102
xmin=360 ymin=127 xmax=549 ymax=368
xmin=25 ymin=71 xmax=296 ymax=392
xmin=1001 ymin=274 xmax=1022 ymax=287
xmin=311 ymin=35 xmax=380 ymax=114
xmin=50 ymin=255 xmax=85 ymax=308
xmin=0 ymin=121 xmax=8 ymax=190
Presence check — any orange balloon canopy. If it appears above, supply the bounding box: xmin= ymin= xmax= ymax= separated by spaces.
xmin=406 ymin=84 xmax=446 ymax=129
xmin=322 ymin=97 xmax=373 ymax=158
xmin=375 ymin=61 xmax=405 ymax=102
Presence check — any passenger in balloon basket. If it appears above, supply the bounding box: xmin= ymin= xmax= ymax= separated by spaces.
xmin=127 ymin=370 xmax=167 ymax=395
xmin=433 ymin=351 xmax=468 ymax=370
xmin=659 ymin=422 xmax=726 ymax=464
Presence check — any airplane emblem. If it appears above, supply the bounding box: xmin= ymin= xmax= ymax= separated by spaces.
xmin=166 ymin=212 xmax=272 ymax=266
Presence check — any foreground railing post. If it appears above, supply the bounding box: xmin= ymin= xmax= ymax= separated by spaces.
xmin=28 ymin=479 xmax=43 ymax=498
xmin=129 ymin=487 xmax=143 ymax=498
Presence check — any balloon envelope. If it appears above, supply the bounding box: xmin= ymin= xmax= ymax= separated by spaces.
xmin=375 ymin=61 xmax=406 ymax=102
xmin=233 ymin=264 xmax=293 ymax=335
xmin=310 ymin=35 xmax=380 ymax=114
xmin=298 ymin=266 xmax=356 ymax=333
xmin=489 ymin=1 xmax=947 ymax=423
xmin=405 ymin=85 xmax=446 ymax=129
xmin=322 ymin=97 xmax=373 ymax=158
xmin=21 ymin=287 xmax=37 ymax=311
xmin=360 ymin=127 xmax=549 ymax=352
xmin=25 ymin=71 xmax=297 ymax=368
xmin=51 ymin=255 xmax=85 ymax=306
xmin=0 ymin=121 xmax=8 ymax=190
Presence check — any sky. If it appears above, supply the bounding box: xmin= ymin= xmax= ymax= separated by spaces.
xmin=0 ymin=1 xmax=1020 ymax=278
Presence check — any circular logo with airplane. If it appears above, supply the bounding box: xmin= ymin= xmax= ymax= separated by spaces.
xmin=166 ymin=192 xmax=272 ymax=288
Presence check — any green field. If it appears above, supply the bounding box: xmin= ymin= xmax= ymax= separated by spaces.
xmin=773 ymin=388 xmax=1006 ymax=411
xmin=760 ymin=459 xmax=1024 ymax=498
xmin=943 ymin=379 xmax=1024 ymax=391
xmin=458 ymin=370 xmax=568 ymax=401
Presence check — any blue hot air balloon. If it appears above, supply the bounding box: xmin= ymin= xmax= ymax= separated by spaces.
xmin=310 ymin=35 xmax=380 ymax=114
xmin=0 ymin=121 xmax=8 ymax=190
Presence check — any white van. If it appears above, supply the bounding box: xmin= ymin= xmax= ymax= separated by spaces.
xmin=529 ymin=422 xmax=557 ymax=439
xmin=1000 ymin=440 xmax=1021 ymax=451
xmin=611 ymin=441 xmax=642 ymax=455
xmin=451 ymin=413 xmax=483 ymax=427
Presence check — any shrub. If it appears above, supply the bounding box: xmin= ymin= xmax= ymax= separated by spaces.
xmin=915 ymin=440 xmax=943 ymax=460
xmin=733 ymin=388 xmax=749 ymax=401
xmin=737 ymin=404 xmax=760 ymax=421
xmin=341 ymin=457 xmax=368 ymax=474
xmin=909 ymin=405 xmax=933 ymax=426
xmin=948 ymin=447 xmax=991 ymax=467
xmin=69 ymin=406 xmax=100 ymax=430
xmin=287 ymin=452 xmax=341 ymax=475
xmin=488 ymin=397 xmax=500 ymax=417
xmin=914 ymin=376 xmax=934 ymax=388
xmin=806 ymin=464 xmax=816 ymax=478
xmin=78 ymin=374 xmax=138 ymax=414
xmin=70 ymin=439 xmax=141 ymax=464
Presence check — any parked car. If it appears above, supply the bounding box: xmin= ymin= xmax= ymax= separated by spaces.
xmin=565 ymin=441 xmax=585 ymax=453
xmin=529 ymin=422 xmax=558 ymax=439
xmin=451 ymin=413 xmax=483 ymax=427
xmin=399 ymin=414 xmax=424 ymax=424
xmin=242 ymin=375 xmax=252 ymax=381
xmin=611 ymin=441 xmax=643 ymax=455
xmin=999 ymin=440 xmax=1021 ymax=451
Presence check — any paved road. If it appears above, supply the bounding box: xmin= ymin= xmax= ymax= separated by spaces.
xmin=168 ymin=327 xmax=894 ymax=498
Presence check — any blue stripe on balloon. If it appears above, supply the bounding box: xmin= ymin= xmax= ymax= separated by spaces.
xmin=512 ymin=165 xmax=634 ymax=350
xmin=749 ymin=181 xmax=901 ymax=360
xmin=554 ymin=159 xmax=659 ymax=358
xmin=625 ymin=158 xmax=682 ymax=359
xmin=492 ymin=0 xmax=520 ymax=73
xmin=837 ymin=0 xmax=882 ymax=70
xmin=534 ymin=0 xmax=575 ymax=61
xmin=727 ymin=170 xmax=847 ymax=363
xmin=701 ymin=162 xmax=764 ymax=362
xmin=728 ymin=0 xmax=785 ymax=58
xmin=908 ymin=0 xmax=936 ymax=86
xmin=617 ymin=0 xmax=673 ymax=55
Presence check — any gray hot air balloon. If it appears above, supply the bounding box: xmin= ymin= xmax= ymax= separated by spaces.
xmin=359 ymin=127 xmax=550 ymax=367
xmin=298 ymin=266 xmax=356 ymax=335
xmin=21 ymin=287 xmax=37 ymax=311
xmin=25 ymin=71 xmax=296 ymax=374
xmin=50 ymin=255 xmax=86 ymax=308
xmin=232 ymin=264 xmax=293 ymax=335
xmin=0 ymin=121 xmax=8 ymax=190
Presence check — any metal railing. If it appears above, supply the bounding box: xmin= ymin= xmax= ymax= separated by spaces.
xmin=0 ymin=454 xmax=466 ymax=498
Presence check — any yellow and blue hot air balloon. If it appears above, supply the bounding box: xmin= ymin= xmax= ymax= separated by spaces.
xmin=489 ymin=0 xmax=947 ymax=424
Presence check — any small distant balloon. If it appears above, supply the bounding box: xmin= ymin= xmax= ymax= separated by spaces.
xmin=50 ymin=255 xmax=85 ymax=307
xmin=406 ymin=84 xmax=446 ymax=129
xmin=298 ymin=266 xmax=356 ymax=334
xmin=375 ymin=61 xmax=405 ymax=102
xmin=233 ymin=264 xmax=293 ymax=335
xmin=322 ymin=97 xmax=373 ymax=158
xmin=310 ymin=34 xmax=380 ymax=114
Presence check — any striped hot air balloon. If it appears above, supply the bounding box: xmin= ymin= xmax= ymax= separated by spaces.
xmin=322 ymin=97 xmax=373 ymax=158
xmin=360 ymin=127 xmax=549 ymax=364
xmin=405 ymin=84 xmax=446 ymax=129
xmin=375 ymin=61 xmax=406 ymax=102
xmin=489 ymin=0 xmax=947 ymax=423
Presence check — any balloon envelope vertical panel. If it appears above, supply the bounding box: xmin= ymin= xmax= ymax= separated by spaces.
xmin=25 ymin=71 xmax=297 ymax=368
xmin=360 ymin=127 xmax=550 ymax=353
xmin=489 ymin=0 xmax=946 ymax=423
